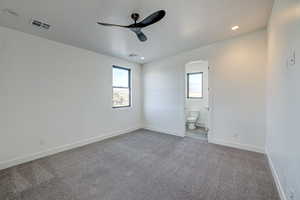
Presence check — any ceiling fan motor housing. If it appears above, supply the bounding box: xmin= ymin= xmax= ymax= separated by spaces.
xmin=131 ymin=13 xmax=140 ymax=22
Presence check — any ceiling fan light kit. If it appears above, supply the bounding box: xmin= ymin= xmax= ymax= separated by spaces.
xmin=97 ymin=10 xmax=166 ymax=42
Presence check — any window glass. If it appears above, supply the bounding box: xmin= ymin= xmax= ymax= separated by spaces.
xmin=112 ymin=66 xmax=131 ymax=108
xmin=187 ymin=73 xmax=203 ymax=98
xmin=113 ymin=88 xmax=130 ymax=107
xmin=113 ymin=67 xmax=129 ymax=87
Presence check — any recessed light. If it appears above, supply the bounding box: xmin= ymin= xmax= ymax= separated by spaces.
xmin=141 ymin=57 xmax=145 ymax=60
xmin=232 ymin=26 xmax=239 ymax=31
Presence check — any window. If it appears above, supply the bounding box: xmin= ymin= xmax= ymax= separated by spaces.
xmin=112 ymin=66 xmax=131 ymax=108
xmin=187 ymin=72 xmax=203 ymax=98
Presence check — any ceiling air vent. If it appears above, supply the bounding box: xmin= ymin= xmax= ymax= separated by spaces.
xmin=31 ymin=19 xmax=51 ymax=30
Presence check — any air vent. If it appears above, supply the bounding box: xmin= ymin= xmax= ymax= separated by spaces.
xmin=31 ymin=19 xmax=51 ymax=30
xmin=41 ymin=23 xmax=50 ymax=30
xmin=32 ymin=20 xmax=42 ymax=27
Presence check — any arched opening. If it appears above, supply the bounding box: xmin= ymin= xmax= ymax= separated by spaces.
xmin=185 ymin=60 xmax=210 ymax=140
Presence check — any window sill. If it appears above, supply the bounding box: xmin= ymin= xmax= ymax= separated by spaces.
xmin=112 ymin=106 xmax=132 ymax=110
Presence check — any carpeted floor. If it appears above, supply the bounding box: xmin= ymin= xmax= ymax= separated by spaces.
xmin=0 ymin=129 xmax=279 ymax=200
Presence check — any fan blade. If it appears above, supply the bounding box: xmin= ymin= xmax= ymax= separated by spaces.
xmin=97 ymin=22 xmax=128 ymax=28
xmin=136 ymin=10 xmax=166 ymax=28
xmin=135 ymin=30 xmax=147 ymax=42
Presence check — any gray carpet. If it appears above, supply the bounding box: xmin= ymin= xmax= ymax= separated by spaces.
xmin=0 ymin=129 xmax=279 ymax=200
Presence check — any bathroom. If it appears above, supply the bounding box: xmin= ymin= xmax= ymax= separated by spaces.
xmin=185 ymin=60 xmax=209 ymax=140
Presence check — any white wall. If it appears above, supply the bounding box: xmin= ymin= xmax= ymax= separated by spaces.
xmin=185 ymin=61 xmax=209 ymax=127
xmin=0 ymin=26 xmax=142 ymax=169
xmin=143 ymin=30 xmax=267 ymax=152
xmin=266 ymin=0 xmax=300 ymax=199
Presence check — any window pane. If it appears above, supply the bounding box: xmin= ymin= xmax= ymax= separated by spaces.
xmin=113 ymin=88 xmax=130 ymax=107
xmin=113 ymin=67 xmax=129 ymax=87
xmin=188 ymin=73 xmax=203 ymax=98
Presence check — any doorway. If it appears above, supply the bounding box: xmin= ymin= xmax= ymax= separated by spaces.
xmin=184 ymin=60 xmax=210 ymax=140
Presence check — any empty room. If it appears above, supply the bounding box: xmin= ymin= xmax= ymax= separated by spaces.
xmin=0 ymin=0 xmax=299 ymax=199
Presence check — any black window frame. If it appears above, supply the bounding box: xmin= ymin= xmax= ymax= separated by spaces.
xmin=112 ymin=66 xmax=131 ymax=108
xmin=187 ymin=72 xmax=204 ymax=99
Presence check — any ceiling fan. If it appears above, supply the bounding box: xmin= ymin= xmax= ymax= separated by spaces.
xmin=97 ymin=10 xmax=166 ymax=42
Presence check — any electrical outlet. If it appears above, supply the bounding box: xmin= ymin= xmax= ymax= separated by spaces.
xmin=287 ymin=50 xmax=296 ymax=68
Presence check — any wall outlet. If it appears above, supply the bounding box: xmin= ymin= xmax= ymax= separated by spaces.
xmin=287 ymin=50 xmax=296 ymax=68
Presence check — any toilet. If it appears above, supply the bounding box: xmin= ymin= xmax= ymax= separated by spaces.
xmin=186 ymin=110 xmax=200 ymax=130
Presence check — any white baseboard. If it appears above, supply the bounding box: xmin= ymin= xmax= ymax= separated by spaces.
xmin=144 ymin=128 xmax=264 ymax=154
xmin=266 ymin=150 xmax=287 ymax=200
xmin=0 ymin=126 xmax=142 ymax=170
xmin=210 ymin=138 xmax=265 ymax=154
xmin=144 ymin=126 xmax=185 ymax=137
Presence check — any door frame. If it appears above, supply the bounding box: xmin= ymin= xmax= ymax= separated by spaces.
xmin=183 ymin=60 xmax=213 ymax=142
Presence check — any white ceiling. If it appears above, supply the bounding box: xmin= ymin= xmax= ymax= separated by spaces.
xmin=0 ymin=0 xmax=274 ymax=63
